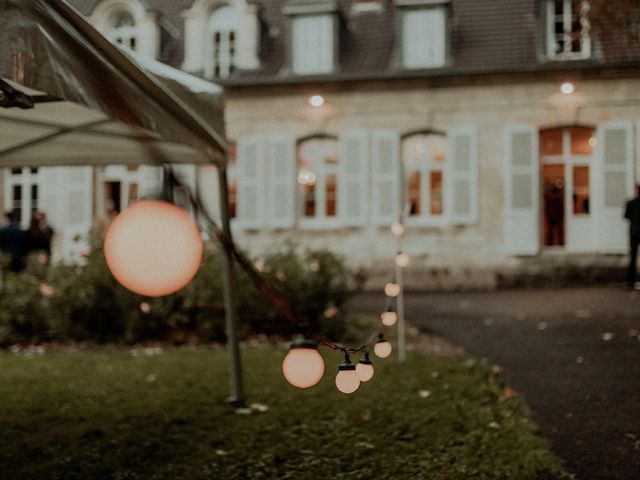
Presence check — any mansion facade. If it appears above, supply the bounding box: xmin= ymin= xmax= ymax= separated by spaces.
xmin=3 ymin=0 xmax=640 ymax=287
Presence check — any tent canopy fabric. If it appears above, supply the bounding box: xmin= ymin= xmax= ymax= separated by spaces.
xmin=0 ymin=0 xmax=226 ymax=168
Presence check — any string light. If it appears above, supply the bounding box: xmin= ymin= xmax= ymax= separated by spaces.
xmin=335 ymin=354 xmax=360 ymax=394
xmin=384 ymin=282 xmax=400 ymax=298
xmin=356 ymin=352 xmax=374 ymax=382
xmin=104 ymin=199 xmax=203 ymax=297
xmin=381 ymin=306 xmax=398 ymax=326
xmin=395 ymin=252 xmax=410 ymax=268
xmin=374 ymin=334 xmax=393 ymax=359
xmin=390 ymin=221 xmax=405 ymax=238
xmin=282 ymin=334 xmax=325 ymax=389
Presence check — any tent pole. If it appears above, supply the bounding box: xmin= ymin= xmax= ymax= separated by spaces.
xmin=216 ymin=162 xmax=245 ymax=406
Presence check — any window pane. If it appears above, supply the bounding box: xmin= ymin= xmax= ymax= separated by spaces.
xmin=540 ymin=128 xmax=563 ymax=156
xmin=407 ymin=171 xmax=421 ymax=215
xmin=402 ymin=8 xmax=446 ymax=69
xmin=292 ymin=15 xmax=334 ymax=74
xmin=326 ymin=174 xmax=337 ymax=217
xmin=430 ymin=171 xmax=443 ymax=215
xmin=570 ymin=127 xmax=595 ymax=155
xmin=572 ymin=165 xmax=589 ymax=214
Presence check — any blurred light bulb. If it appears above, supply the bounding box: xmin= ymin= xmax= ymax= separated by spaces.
xmin=390 ymin=222 xmax=405 ymax=237
xmin=309 ymin=95 xmax=325 ymax=107
xmin=336 ymin=355 xmax=360 ymax=394
xmin=395 ymin=252 xmax=410 ymax=268
xmin=298 ymin=168 xmax=317 ymax=186
xmin=588 ymin=136 xmax=597 ymax=147
xmin=384 ymin=282 xmax=400 ymax=298
xmin=560 ymin=82 xmax=575 ymax=95
xmin=381 ymin=307 xmax=398 ymax=326
xmin=374 ymin=335 xmax=393 ymax=359
xmin=104 ymin=200 xmax=203 ymax=297
xmin=356 ymin=352 xmax=374 ymax=382
xmin=282 ymin=336 xmax=325 ymax=389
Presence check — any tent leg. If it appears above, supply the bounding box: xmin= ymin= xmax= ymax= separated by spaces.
xmin=216 ymin=163 xmax=245 ymax=406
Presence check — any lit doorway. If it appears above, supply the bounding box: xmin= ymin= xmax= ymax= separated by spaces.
xmin=540 ymin=126 xmax=595 ymax=251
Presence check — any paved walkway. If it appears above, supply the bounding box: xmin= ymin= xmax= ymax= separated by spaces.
xmin=355 ymin=286 xmax=640 ymax=480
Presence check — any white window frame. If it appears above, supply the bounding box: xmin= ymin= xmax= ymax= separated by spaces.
xmin=204 ymin=6 xmax=238 ymax=79
xmin=401 ymin=133 xmax=449 ymax=227
xmin=546 ymin=0 xmax=591 ymax=60
xmin=291 ymin=14 xmax=335 ymax=75
xmin=2 ymin=167 xmax=40 ymax=228
xmin=297 ymin=136 xmax=342 ymax=229
xmin=401 ymin=7 xmax=447 ymax=70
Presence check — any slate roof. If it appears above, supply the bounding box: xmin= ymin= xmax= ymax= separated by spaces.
xmin=69 ymin=0 xmax=640 ymax=87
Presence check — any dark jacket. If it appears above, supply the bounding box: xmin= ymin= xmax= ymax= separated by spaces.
xmin=624 ymin=197 xmax=640 ymax=238
xmin=0 ymin=222 xmax=30 ymax=271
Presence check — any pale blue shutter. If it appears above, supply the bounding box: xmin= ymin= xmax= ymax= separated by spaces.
xmin=371 ymin=130 xmax=400 ymax=226
xmin=339 ymin=131 xmax=370 ymax=227
xmin=267 ymin=135 xmax=296 ymax=229
xmin=236 ymin=135 xmax=266 ymax=229
xmin=504 ymin=124 xmax=540 ymax=255
xmin=447 ymin=126 xmax=479 ymax=225
xmin=596 ymin=120 xmax=634 ymax=253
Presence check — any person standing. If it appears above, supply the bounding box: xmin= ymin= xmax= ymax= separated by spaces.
xmin=27 ymin=210 xmax=54 ymax=264
xmin=0 ymin=209 xmax=30 ymax=272
xmin=624 ymin=184 xmax=640 ymax=289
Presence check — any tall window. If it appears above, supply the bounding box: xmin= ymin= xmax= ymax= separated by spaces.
xmin=4 ymin=167 xmax=39 ymax=227
xmin=107 ymin=10 xmax=138 ymax=51
xmin=205 ymin=6 xmax=238 ymax=79
xmin=539 ymin=126 xmax=594 ymax=246
xmin=297 ymin=136 xmax=339 ymax=221
xmin=401 ymin=8 xmax=446 ymax=69
xmin=291 ymin=15 xmax=334 ymax=75
xmin=546 ymin=0 xmax=591 ymax=59
xmin=402 ymin=133 xmax=447 ymax=220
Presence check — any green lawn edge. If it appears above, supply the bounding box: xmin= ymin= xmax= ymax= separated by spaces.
xmin=0 ymin=347 xmax=570 ymax=480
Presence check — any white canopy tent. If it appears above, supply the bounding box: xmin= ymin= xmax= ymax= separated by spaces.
xmin=0 ymin=0 xmax=245 ymax=404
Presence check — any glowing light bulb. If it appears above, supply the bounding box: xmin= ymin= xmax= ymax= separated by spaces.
xmin=395 ymin=252 xmax=410 ymax=268
xmin=390 ymin=222 xmax=405 ymax=238
xmin=335 ymin=354 xmax=360 ymax=394
xmin=560 ymin=82 xmax=575 ymax=95
xmin=104 ymin=200 xmax=203 ymax=297
xmin=384 ymin=282 xmax=400 ymax=298
xmin=309 ymin=95 xmax=325 ymax=107
xmin=381 ymin=307 xmax=398 ymax=326
xmin=282 ymin=336 xmax=325 ymax=389
xmin=356 ymin=352 xmax=374 ymax=382
xmin=374 ymin=335 xmax=392 ymax=359
xmin=588 ymin=136 xmax=597 ymax=147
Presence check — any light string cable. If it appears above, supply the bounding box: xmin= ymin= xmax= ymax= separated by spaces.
xmin=139 ymin=139 xmax=378 ymax=355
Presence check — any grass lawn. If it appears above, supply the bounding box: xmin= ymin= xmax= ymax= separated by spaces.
xmin=0 ymin=346 xmax=569 ymax=479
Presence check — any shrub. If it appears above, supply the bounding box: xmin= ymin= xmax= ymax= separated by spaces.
xmin=0 ymin=242 xmax=365 ymax=347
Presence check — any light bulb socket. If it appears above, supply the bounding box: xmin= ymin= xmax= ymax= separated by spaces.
xmin=358 ymin=351 xmax=372 ymax=365
xmin=377 ymin=333 xmax=385 ymax=342
xmin=338 ymin=353 xmax=356 ymax=371
xmin=289 ymin=333 xmax=319 ymax=350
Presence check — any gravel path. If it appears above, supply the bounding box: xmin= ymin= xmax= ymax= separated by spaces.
xmin=354 ymin=286 xmax=640 ymax=480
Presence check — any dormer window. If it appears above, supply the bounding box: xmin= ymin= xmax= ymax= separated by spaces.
xmin=205 ymin=6 xmax=239 ymax=79
xmin=107 ymin=10 xmax=138 ymax=51
xmin=546 ymin=0 xmax=591 ymax=60
xmin=284 ymin=1 xmax=339 ymax=76
xmin=399 ymin=2 xmax=447 ymax=69
xmin=291 ymin=14 xmax=335 ymax=75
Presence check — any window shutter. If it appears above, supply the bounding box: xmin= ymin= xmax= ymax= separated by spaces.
xmin=197 ymin=166 xmax=221 ymax=222
xmin=139 ymin=165 xmax=162 ymax=199
xmin=504 ymin=124 xmax=540 ymax=255
xmin=236 ymin=135 xmax=266 ymax=229
xmin=595 ymin=120 xmax=634 ymax=253
xmin=403 ymin=8 xmax=446 ymax=69
xmin=292 ymin=15 xmax=333 ymax=74
xmin=447 ymin=126 xmax=479 ymax=225
xmin=59 ymin=166 xmax=93 ymax=263
xmin=267 ymin=135 xmax=296 ymax=229
xmin=371 ymin=130 xmax=400 ymax=226
xmin=38 ymin=167 xmax=61 ymax=228
xmin=339 ymin=131 xmax=370 ymax=227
